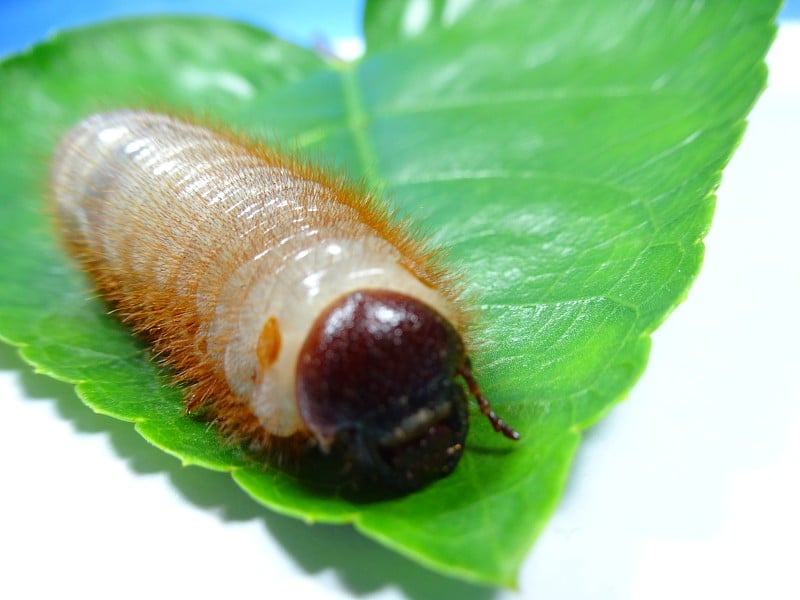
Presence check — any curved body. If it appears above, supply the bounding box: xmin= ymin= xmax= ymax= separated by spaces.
xmin=52 ymin=111 xmax=514 ymax=491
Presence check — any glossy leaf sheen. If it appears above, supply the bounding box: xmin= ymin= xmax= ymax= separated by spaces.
xmin=0 ymin=1 xmax=778 ymax=587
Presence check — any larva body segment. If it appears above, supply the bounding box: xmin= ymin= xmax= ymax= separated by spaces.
xmin=52 ymin=110 xmax=516 ymax=492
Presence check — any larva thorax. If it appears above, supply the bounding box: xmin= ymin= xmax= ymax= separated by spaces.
xmin=52 ymin=110 xmax=517 ymax=492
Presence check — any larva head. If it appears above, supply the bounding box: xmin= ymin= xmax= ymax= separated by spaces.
xmin=296 ymin=290 xmax=469 ymax=492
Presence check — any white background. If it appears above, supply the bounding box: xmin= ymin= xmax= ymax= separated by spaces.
xmin=1 ymin=16 xmax=798 ymax=600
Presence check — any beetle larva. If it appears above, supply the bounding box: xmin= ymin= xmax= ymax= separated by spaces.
xmin=51 ymin=110 xmax=518 ymax=493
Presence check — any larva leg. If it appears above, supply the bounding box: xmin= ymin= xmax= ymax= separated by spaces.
xmin=458 ymin=359 xmax=521 ymax=441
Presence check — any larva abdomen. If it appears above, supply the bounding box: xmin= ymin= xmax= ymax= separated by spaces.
xmin=52 ymin=110 xmax=517 ymax=493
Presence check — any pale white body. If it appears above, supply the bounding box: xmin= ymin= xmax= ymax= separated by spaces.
xmin=51 ymin=111 xmax=456 ymax=438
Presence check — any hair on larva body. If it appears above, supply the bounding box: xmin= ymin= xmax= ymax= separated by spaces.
xmin=51 ymin=110 xmax=518 ymax=494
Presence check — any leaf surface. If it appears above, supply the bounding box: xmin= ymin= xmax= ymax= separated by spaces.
xmin=0 ymin=1 xmax=779 ymax=586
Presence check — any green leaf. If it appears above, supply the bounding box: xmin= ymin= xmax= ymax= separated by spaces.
xmin=0 ymin=1 xmax=778 ymax=587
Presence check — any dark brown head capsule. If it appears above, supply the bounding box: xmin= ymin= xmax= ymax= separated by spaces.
xmin=296 ymin=290 xmax=518 ymax=492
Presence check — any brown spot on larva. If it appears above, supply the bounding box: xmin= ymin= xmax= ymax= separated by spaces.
xmin=257 ymin=316 xmax=282 ymax=370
